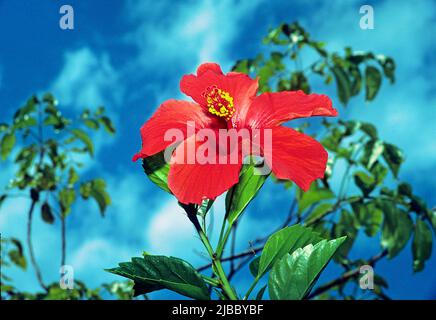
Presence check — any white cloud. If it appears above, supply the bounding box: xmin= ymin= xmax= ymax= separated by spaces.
xmin=50 ymin=47 xmax=123 ymax=111
xmin=124 ymin=0 xmax=262 ymax=71
xmin=146 ymin=200 xmax=198 ymax=257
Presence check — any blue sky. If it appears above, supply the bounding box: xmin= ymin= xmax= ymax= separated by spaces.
xmin=0 ymin=0 xmax=435 ymax=299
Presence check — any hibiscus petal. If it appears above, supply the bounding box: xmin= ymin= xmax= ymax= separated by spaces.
xmin=132 ymin=99 xmax=222 ymax=161
xmin=196 ymin=62 xmax=223 ymax=76
xmin=180 ymin=63 xmax=258 ymax=116
xmin=262 ymin=126 xmax=328 ymax=191
xmin=168 ymin=134 xmax=242 ymax=204
xmin=244 ymin=90 xmax=337 ymax=128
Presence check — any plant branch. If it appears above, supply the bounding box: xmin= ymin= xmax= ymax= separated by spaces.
xmin=182 ymin=203 xmax=238 ymax=300
xmin=306 ymin=249 xmax=388 ymax=299
xmin=27 ymin=198 xmax=47 ymax=291
xmin=61 ymin=215 xmax=66 ymax=267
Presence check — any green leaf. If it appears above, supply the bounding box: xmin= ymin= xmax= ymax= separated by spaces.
xmin=353 ymin=171 xmax=376 ymax=196
xmin=268 ymin=237 xmax=346 ymax=300
xmin=8 ymin=238 xmax=27 ymax=270
xmin=197 ymin=199 xmax=213 ymax=218
xmin=379 ymin=201 xmax=413 ymax=258
xmin=257 ymin=225 xmax=323 ymax=278
xmin=226 ymin=163 xmax=269 ymax=224
xmin=1 ymin=132 xmax=16 ymax=160
xmin=333 ymin=210 xmax=358 ymax=262
xmin=41 ymin=202 xmax=55 ymax=224
xmin=80 ymin=179 xmax=111 ymax=216
xmin=397 ymin=182 xmax=412 ymax=198
xmin=427 ymin=209 xmax=436 ymax=233
xmin=8 ymin=250 xmax=27 ymax=270
xmin=142 ymin=151 xmax=171 ymax=193
xmin=382 ymin=143 xmax=403 ymax=178
xmin=305 ymin=203 xmax=334 ymax=225
xmin=361 ymin=139 xmax=384 ymax=169
xmin=365 ymin=66 xmax=382 ymax=101
xmin=59 ymin=188 xmax=76 ymax=216
xmin=14 ymin=96 xmax=38 ymax=120
xmin=412 ymin=219 xmax=433 ymax=272
xmin=71 ymin=129 xmax=94 ymax=157
xmin=67 ymin=168 xmax=79 ymax=186
xmin=377 ymin=55 xmax=395 ymax=84
xmin=370 ymin=162 xmax=388 ymax=185
xmin=42 ymin=93 xmax=56 ymax=104
xmin=360 ymin=122 xmax=378 ymax=139
xmin=330 ymin=66 xmax=351 ymax=105
xmin=349 ymin=66 xmax=362 ymax=96
xmin=352 ymin=202 xmax=383 ymax=236
xmin=99 ymin=116 xmax=116 ymax=134
xmin=298 ymin=184 xmax=334 ymax=213
xmin=83 ymin=119 xmax=100 ymax=130
xmin=0 ymin=123 xmax=9 ymax=132
xmin=249 ymin=256 xmax=260 ymax=277
xmin=107 ymin=255 xmax=210 ymax=300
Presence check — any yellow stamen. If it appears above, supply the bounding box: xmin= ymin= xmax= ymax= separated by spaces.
xmin=202 ymin=85 xmax=234 ymax=120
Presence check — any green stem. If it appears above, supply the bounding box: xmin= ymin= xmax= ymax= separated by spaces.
xmin=202 ymin=275 xmax=220 ymax=287
xmin=244 ymin=276 xmax=260 ymax=300
xmin=216 ymin=222 xmax=233 ymax=258
xmin=184 ymin=205 xmax=238 ymax=300
xmin=198 ymin=227 xmax=238 ymax=300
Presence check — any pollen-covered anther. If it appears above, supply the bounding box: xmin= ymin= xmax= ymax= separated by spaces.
xmin=202 ymin=85 xmax=234 ymax=120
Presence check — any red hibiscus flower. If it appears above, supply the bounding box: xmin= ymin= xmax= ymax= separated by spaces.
xmin=133 ymin=63 xmax=337 ymax=204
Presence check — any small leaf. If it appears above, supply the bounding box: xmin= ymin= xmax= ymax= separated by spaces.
xmin=379 ymin=201 xmax=413 ymax=258
xmin=99 ymin=116 xmax=116 ymax=134
xmin=249 ymin=256 xmax=260 ymax=277
xmin=352 ymin=202 xmax=383 ymax=236
xmin=412 ymin=219 xmax=432 ymax=272
xmin=382 ymin=143 xmax=403 ymax=178
xmin=142 ymin=151 xmax=171 ymax=193
xmin=71 ymin=129 xmax=94 ymax=157
xmin=59 ymin=188 xmax=76 ymax=216
xmin=0 ymin=123 xmax=9 ymax=132
xmin=365 ymin=66 xmax=382 ymax=101
xmin=197 ymin=199 xmax=214 ymax=218
xmin=1 ymin=132 xmax=16 ymax=160
xmin=8 ymin=250 xmax=27 ymax=270
xmin=360 ymin=122 xmax=378 ymax=139
xmin=80 ymin=179 xmax=111 ymax=216
xmin=361 ymin=139 xmax=384 ymax=169
xmin=333 ymin=209 xmax=358 ymax=261
xmin=305 ymin=203 xmax=334 ymax=225
xmin=8 ymin=238 xmax=27 ymax=270
xmin=41 ymin=202 xmax=55 ymax=224
xmin=377 ymin=55 xmax=395 ymax=84
xmin=330 ymin=66 xmax=351 ymax=105
xmin=268 ymin=237 xmax=346 ymax=300
xmin=397 ymin=182 xmax=412 ymax=197
xmin=107 ymin=255 xmax=210 ymax=300
xmin=427 ymin=209 xmax=436 ymax=233
xmin=83 ymin=119 xmax=100 ymax=130
xmin=298 ymin=184 xmax=334 ymax=213
xmin=67 ymin=168 xmax=79 ymax=186
xmin=353 ymin=171 xmax=376 ymax=196
xmin=226 ymin=163 xmax=268 ymax=224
